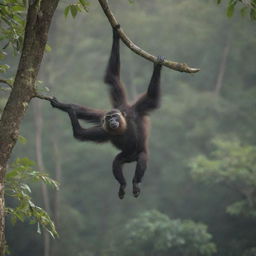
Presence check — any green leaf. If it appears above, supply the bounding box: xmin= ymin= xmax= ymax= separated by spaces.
xmin=227 ymin=4 xmax=235 ymax=17
xmin=79 ymin=0 xmax=89 ymax=7
xmin=0 ymin=51 xmax=7 ymax=60
xmin=45 ymin=44 xmax=52 ymax=52
xmin=240 ymin=7 xmax=248 ymax=17
xmin=12 ymin=6 xmax=25 ymax=12
xmin=28 ymin=200 xmax=35 ymax=208
xmin=16 ymin=157 xmax=35 ymax=167
xmin=48 ymin=230 xmax=55 ymax=238
xmin=79 ymin=0 xmax=85 ymax=5
xmin=64 ymin=6 xmax=70 ymax=17
xmin=6 ymin=169 xmax=19 ymax=179
xmin=0 ymin=64 xmax=10 ymax=73
xmin=37 ymin=223 xmax=41 ymax=234
xmin=79 ymin=0 xmax=89 ymax=11
xmin=21 ymin=184 xmax=31 ymax=193
xmin=5 ymin=157 xmax=59 ymax=238
xmin=70 ymin=5 xmax=78 ymax=18
xmin=18 ymin=135 xmax=27 ymax=145
xmin=11 ymin=215 xmax=17 ymax=225
xmin=226 ymin=0 xmax=238 ymax=18
xmin=14 ymin=211 xmax=25 ymax=222
xmin=44 ymin=86 xmax=50 ymax=92
xmin=250 ymin=8 xmax=256 ymax=20
xmin=29 ymin=219 xmax=37 ymax=224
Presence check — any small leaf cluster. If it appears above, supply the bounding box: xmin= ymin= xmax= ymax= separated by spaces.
xmin=0 ymin=0 xmax=25 ymax=92
xmin=119 ymin=210 xmax=216 ymax=256
xmin=216 ymin=0 xmax=256 ymax=20
xmin=0 ymin=52 xmax=13 ymax=90
xmin=5 ymin=157 xmax=59 ymax=238
xmin=190 ymin=137 xmax=256 ymax=217
xmin=0 ymin=0 xmax=26 ymax=53
xmin=64 ymin=0 xmax=90 ymax=18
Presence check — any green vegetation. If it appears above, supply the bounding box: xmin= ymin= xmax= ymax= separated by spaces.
xmin=216 ymin=0 xmax=256 ymax=20
xmin=6 ymin=157 xmax=58 ymax=238
xmin=0 ymin=0 xmax=256 ymax=256
xmin=190 ymin=138 xmax=256 ymax=217
xmin=0 ymin=0 xmax=26 ymax=53
xmin=117 ymin=210 xmax=216 ymax=256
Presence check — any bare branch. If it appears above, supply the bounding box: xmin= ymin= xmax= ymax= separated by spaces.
xmin=97 ymin=0 xmax=200 ymax=73
xmin=0 ymin=79 xmax=12 ymax=88
xmin=34 ymin=94 xmax=53 ymax=101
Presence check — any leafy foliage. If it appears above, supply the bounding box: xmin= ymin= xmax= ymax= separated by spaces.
xmin=190 ymin=137 xmax=256 ymax=217
xmin=5 ymin=157 xmax=59 ymax=238
xmin=2 ymin=0 xmax=256 ymax=255
xmin=216 ymin=0 xmax=256 ymax=19
xmin=0 ymin=0 xmax=26 ymax=53
xmin=64 ymin=0 xmax=90 ymax=18
xmin=0 ymin=0 xmax=25 ymax=94
xmin=117 ymin=210 xmax=216 ymax=256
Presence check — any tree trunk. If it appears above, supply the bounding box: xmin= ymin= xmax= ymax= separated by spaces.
xmin=0 ymin=0 xmax=59 ymax=254
xmin=34 ymin=101 xmax=51 ymax=256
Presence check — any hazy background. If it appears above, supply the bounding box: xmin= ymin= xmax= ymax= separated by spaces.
xmin=3 ymin=0 xmax=256 ymax=255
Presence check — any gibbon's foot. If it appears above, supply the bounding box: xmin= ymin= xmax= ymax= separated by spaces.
xmin=50 ymin=97 xmax=60 ymax=108
xmin=156 ymin=56 xmax=165 ymax=66
xmin=118 ymin=185 xmax=126 ymax=199
xmin=133 ymin=183 xmax=141 ymax=198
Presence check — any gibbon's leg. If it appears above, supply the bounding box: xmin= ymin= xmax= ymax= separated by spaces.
xmin=50 ymin=97 xmax=104 ymax=124
xmin=132 ymin=152 xmax=148 ymax=198
xmin=67 ymin=109 xmax=109 ymax=142
xmin=104 ymin=25 xmax=127 ymax=108
xmin=112 ymin=152 xmax=127 ymax=199
xmin=133 ymin=56 xmax=164 ymax=114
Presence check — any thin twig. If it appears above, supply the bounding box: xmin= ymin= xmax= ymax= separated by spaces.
xmin=0 ymin=79 xmax=12 ymax=88
xmin=97 ymin=0 xmax=200 ymax=73
xmin=34 ymin=94 xmax=53 ymax=101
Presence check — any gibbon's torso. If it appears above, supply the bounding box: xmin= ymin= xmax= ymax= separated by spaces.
xmin=109 ymin=105 xmax=149 ymax=158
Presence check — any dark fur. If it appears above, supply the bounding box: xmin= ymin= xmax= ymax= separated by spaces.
xmin=50 ymin=27 xmax=163 ymax=199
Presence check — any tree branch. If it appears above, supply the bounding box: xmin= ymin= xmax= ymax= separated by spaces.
xmin=0 ymin=79 xmax=12 ymax=88
xmin=36 ymin=0 xmax=200 ymax=102
xmin=34 ymin=94 xmax=53 ymax=101
xmin=97 ymin=0 xmax=200 ymax=73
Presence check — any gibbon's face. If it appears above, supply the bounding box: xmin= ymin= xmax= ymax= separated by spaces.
xmin=103 ymin=110 xmax=127 ymax=134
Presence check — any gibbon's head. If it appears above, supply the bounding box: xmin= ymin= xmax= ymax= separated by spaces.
xmin=102 ymin=109 xmax=127 ymax=134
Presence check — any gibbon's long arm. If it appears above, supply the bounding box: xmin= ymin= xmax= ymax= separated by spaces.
xmin=98 ymin=0 xmax=200 ymax=73
xmin=133 ymin=60 xmax=163 ymax=115
xmin=50 ymin=97 xmax=104 ymax=124
xmin=104 ymin=27 xmax=128 ymax=108
xmin=67 ymin=108 xmax=109 ymax=142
